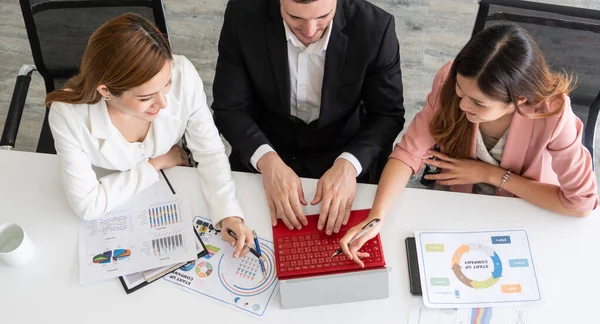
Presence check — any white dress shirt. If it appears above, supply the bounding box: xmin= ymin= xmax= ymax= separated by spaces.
xmin=250 ymin=20 xmax=363 ymax=176
xmin=49 ymin=55 xmax=243 ymax=225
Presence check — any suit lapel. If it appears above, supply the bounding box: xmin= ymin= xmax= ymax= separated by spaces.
xmin=319 ymin=0 xmax=347 ymax=128
xmin=500 ymin=110 xmax=534 ymax=175
xmin=267 ymin=0 xmax=291 ymax=115
xmin=495 ymin=109 xmax=534 ymax=197
xmin=91 ymin=97 xmax=182 ymax=170
xmin=450 ymin=114 xmax=533 ymax=197
xmin=88 ymin=100 xmax=129 ymax=170
xmin=151 ymin=94 xmax=184 ymax=155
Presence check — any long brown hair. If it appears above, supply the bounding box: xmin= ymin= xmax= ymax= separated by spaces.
xmin=430 ymin=24 xmax=574 ymax=159
xmin=45 ymin=13 xmax=172 ymax=106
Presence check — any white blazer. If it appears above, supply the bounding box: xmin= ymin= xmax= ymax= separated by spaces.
xmin=49 ymin=55 xmax=244 ymax=224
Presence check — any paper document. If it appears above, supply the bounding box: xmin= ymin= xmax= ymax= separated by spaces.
xmin=415 ymin=229 xmax=541 ymax=308
xmin=408 ymin=298 xmax=531 ymax=324
xmin=165 ymin=215 xmax=279 ymax=318
xmin=78 ymin=177 xmax=197 ymax=284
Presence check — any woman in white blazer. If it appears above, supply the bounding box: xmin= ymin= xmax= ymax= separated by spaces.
xmin=46 ymin=13 xmax=253 ymax=257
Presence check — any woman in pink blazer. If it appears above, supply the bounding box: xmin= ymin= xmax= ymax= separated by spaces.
xmin=338 ymin=24 xmax=598 ymax=266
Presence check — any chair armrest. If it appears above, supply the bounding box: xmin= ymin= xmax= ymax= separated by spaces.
xmin=0 ymin=65 xmax=36 ymax=150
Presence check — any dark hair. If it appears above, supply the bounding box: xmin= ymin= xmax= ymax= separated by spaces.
xmin=430 ymin=24 xmax=574 ymax=159
xmin=46 ymin=13 xmax=172 ymax=106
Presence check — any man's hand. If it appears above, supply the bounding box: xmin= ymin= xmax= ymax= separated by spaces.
xmin=312 ymin=159 xmax=357 ymax=235
xmin=422 ymin=150 xmax=498 ymax=186
xmin=258 ymin=152 xmax=308 ymax=230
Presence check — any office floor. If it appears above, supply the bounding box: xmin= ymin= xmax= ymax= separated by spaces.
xmin=1 ymin=0 xmax=599 ymax=188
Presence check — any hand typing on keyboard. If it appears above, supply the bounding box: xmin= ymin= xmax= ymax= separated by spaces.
xmin=257 ymin=152 xmax=308 ymax=230
xmin=273 ymin=210 xmax=386 ymax=279
xmin=339 ymin=217 xmax=383 ymax=267
xmin=311 ymin=158 xmax=358 ymax=235
xmin=276 ymin=232 xmax=383 ymax=278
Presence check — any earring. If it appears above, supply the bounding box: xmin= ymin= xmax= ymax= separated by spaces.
xmin=104 ymin=96 xmax=110 ymax=101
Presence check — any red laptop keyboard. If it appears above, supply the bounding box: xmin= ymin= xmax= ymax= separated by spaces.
xmin=273 ymin=209 xmax=386 ymax=280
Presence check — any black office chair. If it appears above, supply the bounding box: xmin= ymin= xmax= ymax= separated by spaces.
xmin=472 ymin=0 xmax=600 ymax=165
xmin=0 ymin=0 xmax=170 ymax=153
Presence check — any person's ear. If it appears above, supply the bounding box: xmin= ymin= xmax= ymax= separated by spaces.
xmin=96 ymin=85 xmax=111 ymax=100
xmin=516 ymin=96 xmax=527 ymax=106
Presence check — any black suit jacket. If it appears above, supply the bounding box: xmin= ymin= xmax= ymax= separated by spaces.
xmin=212 ymin=0 xmax=405 ymax=179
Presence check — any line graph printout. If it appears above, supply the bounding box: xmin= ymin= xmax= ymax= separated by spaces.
xmin=78 ymin=177 xmax=197 ymax=284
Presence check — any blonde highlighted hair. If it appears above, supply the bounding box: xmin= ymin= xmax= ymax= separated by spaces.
xmin=430 ymin=24 xmax=574 ymax=159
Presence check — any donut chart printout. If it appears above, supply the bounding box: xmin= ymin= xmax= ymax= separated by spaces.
xmin=78 ymin=177 xmax=197 ymax=284
xmin=164 ymin=216 xmax=279 ymax=318
xmin=415 ymin=229 xmax=542 ymax=308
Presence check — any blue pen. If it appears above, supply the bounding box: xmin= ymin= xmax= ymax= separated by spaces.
xmin=252 ymin=230 xmax=262 ymax=256
xmin=253 ymin=230 xmax=267 ymax=278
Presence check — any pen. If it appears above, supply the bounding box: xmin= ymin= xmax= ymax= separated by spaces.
xmin=330 ymin=218 xmax=381 ymax=259
xmin=226 ymin=228 xmax=261 ymax=259
xmin=253 ymin=230 xmax=267 ymax=277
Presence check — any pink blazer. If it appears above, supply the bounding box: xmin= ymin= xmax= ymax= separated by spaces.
xmin=391 ymin=62 xmax=598 ymax=212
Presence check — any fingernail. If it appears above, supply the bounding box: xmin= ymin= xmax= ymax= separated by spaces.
xmin=302 ymin=221 xmax=308 ymax=226
xmin=317 ymin=225 xmax=323 ymax=230
xmin=326 ymin=230 xmax=332 ymax=235
xmin=234 ymin=253 xmax=239 ymax=258
xmin=288 ymin=226 xmax=294 ymax=230
xmin=230 ymin=241 xmax=235 ymax=247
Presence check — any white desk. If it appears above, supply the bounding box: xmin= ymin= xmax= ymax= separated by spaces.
xmin=1 ymin=150 xmax=599 ymax=323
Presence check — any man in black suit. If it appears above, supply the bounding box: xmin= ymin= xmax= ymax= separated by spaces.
xmin=212 ymin=0 xmax=405 ymax=235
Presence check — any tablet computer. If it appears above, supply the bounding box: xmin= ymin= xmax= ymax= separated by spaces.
xmin=405 ymin=237 xmax=422 ymax=296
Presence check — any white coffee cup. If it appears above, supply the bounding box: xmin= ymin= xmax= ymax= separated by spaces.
xmin=0 ymin=224 xmax=35 ymax=267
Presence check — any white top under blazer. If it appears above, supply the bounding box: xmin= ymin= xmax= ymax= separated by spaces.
xmin=49 ymin=55 xmax=243 ymax=224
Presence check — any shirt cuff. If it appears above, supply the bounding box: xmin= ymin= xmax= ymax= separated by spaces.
xmin=250 ymin=144 xmax=275 ymax=171
xmin=337 ymin=152 xmax=363 ymax=177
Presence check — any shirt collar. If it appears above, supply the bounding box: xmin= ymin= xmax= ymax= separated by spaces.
xmin=283 ymin=19 xmax=333 ymax=53
xmin=89 ymin=98 xmax=112 ymax=139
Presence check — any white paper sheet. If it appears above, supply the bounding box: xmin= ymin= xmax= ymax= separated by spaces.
xmin=408 ymin=298 xmax=531 ymax=324
xmin=78 ymin=177 xmax=197 ymax=284
xmin=164 ymin=215 xmax=279 ymax=318
xmin=414 ymin=229 xmax=541 ymax=308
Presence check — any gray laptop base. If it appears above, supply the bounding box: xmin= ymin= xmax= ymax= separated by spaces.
xmin=279 ymin=267 xmax=390 ymax=309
